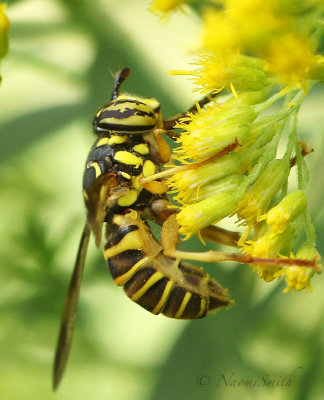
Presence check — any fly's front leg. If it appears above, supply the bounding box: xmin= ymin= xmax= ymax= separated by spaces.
xmin=160 ymin=214 xmax=233 ymax=260
xmin=141 ymin=128 xmax=172 ymax=195
xmin=152 ymin=128 xmax=172 ymax=163
xmin=163 ymin=92 xmax=218 ymax=130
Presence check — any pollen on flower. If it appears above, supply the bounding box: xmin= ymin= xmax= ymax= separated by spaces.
xmin=242 ymin=235 xmax=282 ymax=282
xmin=236 ymin=159 xmax=290 ymax=225
xmin=265 ymin=190 xmax=308 ymax=234
xmin=175 ymin=101 xmax=256 ymax=161
xmin=224 ymin=0 xmax=289 ymax=52
xmin=241 ymin=227 xmax=295 ymax=282
xmin=180 ymin=55 xmax=268 ymax=95
xmin=201 ymin=7 xmax=241 ymax=56
xmin=188 ymin=56 xmax=236 ymax=94
xmin=264 ymin=34 xmax=316 ymax=89
xmin=276 ymin=266 xmax=315 ymax=293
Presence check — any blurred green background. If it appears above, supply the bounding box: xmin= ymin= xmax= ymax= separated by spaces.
xmin=1 ymin=1 xmax=324 ymax=399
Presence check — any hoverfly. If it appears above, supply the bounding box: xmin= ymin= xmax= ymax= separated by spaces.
xmin=53 ymin=68 xmax=240 ymax=390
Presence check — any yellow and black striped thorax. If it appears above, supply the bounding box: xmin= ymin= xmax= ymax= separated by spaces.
xmin=93 ymin=95 xmax=161 ymax=134
xmin=83 ymin=133 xmax=159 ymax=210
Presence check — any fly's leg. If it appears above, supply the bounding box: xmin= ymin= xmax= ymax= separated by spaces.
xmin=163 ymin=92 xmax=218 ymax=131
xmin=160 ymin=214 xmax=320 ymax=271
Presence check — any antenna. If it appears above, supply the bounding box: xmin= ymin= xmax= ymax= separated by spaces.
xmin=111 ymin=67 xmax=131 ymax=100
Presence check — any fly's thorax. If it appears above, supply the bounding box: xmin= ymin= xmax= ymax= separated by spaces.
xmin=82 ymin=138 xmax=114 ymax=194
xmin=82 ymin=133 xmax=160 ymax=212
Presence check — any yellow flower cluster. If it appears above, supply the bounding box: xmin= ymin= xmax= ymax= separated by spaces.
xmin=264 ymin=190 xmax=308 ymax=235
xmin=242 ymin=226 xmax=295 ymax=283
xmin=151 ymin=0 xmax=323 ymax=291
xmin=175 ymin=102 xmax=256 ymax=161
xmin=165 ymin=0 xmax=324 ymax=94
xmin=199 ymin=0 xmax=323 ymax=89
xmin=275 ymin=246 xmax=321 ymax=292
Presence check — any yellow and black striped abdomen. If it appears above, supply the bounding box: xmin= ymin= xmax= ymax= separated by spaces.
xmin=104 ymin=211 xmax=231 ymax=319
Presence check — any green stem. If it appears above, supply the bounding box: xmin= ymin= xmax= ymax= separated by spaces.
xmin=253 ymin=87 xmax=296 ymax=114
xmin=283 ymin=111 xmax=298 ymax=162
xmin=303 ymin=212 xmax=317 ymax=248
xmin=295 ymin=137 xmax=316 ymax=247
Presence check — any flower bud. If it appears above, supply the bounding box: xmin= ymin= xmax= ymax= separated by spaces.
xmin=177 ymin=191 xmax=238 ymax=239
xmin=275 ymin=245 xmax=321 ymax=292
xmin=266 ymin=190 xmax=308 ymax=234
xmin=168 ymin=153 xmax=244 ymax=199
xmin=178 ymin=174 xmax=246 ymax=204
xmin=242 ymin=225 xmax=295 ymax=282
xmin=236 ymin=159 xmax=290 ymax=224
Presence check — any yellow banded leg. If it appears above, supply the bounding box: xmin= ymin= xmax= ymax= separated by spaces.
xmin=159 ymin=208 xmax=240 ymax=248
xmin=141 ymin=158 xmax=169 ymax=194
xmin=153 ymin=128 xmax=171 ymax=163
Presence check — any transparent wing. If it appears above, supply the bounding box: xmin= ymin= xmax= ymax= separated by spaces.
xmin=85 ymin=173 xmax=117 ymax=247
xmin=53 ymin=222 xmax=91 ymax=391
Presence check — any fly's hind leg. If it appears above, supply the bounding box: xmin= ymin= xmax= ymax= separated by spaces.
xmin=160 ymin=214 xmax=320 ymax=271
xmin=152 ymin=128 xmax=171 ymax=164
xmin=160 ymin=214 xmax=241 ymax=261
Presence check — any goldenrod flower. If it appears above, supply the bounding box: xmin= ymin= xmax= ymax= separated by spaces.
xmin=176 ymin=174 xmax=246 ymax=204
xmin=275 ymin=246 xmax=322 ymax=292
xmin=0 ymin=3 xmax=10 ymax=59
xmin=201 ymin=1 xmax=293 ymax=56
xmin=175 ymin=102 xmax=256 ymax=161
xmin=175 ymin=55 xmax=269 ymax=95
xmin=242 ymin=226 xmax=295 ymax=282
xmin=279 ymin=266 xmax=314 ymax=292
xmin=264 ymin=190 xmax=308 ymax=235
xmin=236 ymin=159 xmax=290 ymax=225
xmin=201 ymin=7 xmax=240 ymax=56
xmin=223 ymin=0 xmax=288 ymax=52
xmin=264 ymin=34 xmax=316 ymax=89
xmin=168 ymin=153 xmax=244 ymax=201
xmin=177 ymin=191 xmax=239 ymax=238
xmin=151 ymin=0 xmax=323 ymax=293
